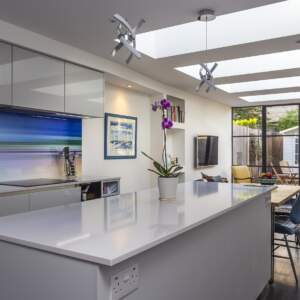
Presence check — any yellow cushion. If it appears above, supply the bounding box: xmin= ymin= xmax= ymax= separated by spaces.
xmin=232 ymin=166 xmax=251 ymax=183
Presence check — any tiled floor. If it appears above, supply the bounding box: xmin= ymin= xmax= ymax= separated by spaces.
xmin=259 ymin=238 xmax=300 ymax=300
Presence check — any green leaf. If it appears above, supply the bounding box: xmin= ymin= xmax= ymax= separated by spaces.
xmin=141 ymin=151 xmax=155 ymax=161
xmin=153 ymin=161 xmax=167 ymax=176
xmin=147 ymin=169 xmax=163 ymax=176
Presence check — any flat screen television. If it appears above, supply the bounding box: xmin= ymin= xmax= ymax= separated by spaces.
xmin=194 ymin=136 xmax=218 ymax=168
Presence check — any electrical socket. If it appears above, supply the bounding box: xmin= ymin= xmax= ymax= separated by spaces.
xmin=111 ymin=264 xmax=139 ymax=300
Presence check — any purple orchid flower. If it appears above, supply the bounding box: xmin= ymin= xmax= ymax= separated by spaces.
xmin=160 ymin=98 xmax=171 ymax=110
xmin=162 ymin=117 xmax=173 ymax=129
xmin=151 ymin=100 xmax=160 ymax=112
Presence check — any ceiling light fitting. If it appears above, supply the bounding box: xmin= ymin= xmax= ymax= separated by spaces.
xmin=111 ymin=14 xmax=145 ymax=64
xmin=196 ymin=9 xmax=218 ymax=93
xmin=197 ymin=9 xmax=216 ymax=22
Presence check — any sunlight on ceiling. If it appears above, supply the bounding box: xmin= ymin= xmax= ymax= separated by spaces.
xmin=137 ymin=0 xmax=299 ymax=59
xmin=241 ymin=91 xmax=300 ymax=102
xmin=217 ymin=76 xmax=300 ymax=93
xmin=176 ymin=49 xmax=300 ymax=79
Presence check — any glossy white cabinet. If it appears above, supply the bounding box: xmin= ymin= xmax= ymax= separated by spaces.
xmin=65 ymin=63 xmax=104 ymax=117
xmin=29 ymin=187 xmax=81 ymax=211
xmin=0 ymin=187 xmax=81 ymax=217
xmin=0 ymin=194 xmax=30 ymax=217
xmin=12 ymin=46 xmax=65 ymax=112
xmin=0 ymin=42 xmax=12 ymax=105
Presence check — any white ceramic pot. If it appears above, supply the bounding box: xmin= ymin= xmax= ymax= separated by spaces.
xmin=158 ymin=177 xmax=178 ymax=200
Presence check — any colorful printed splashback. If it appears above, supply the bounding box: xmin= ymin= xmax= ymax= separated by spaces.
xmin=0 ymin=111 xmax=82 ymax=153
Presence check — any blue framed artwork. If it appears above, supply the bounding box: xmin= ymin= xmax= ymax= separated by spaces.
xmin=104 ymin=113 xmax=137 ymax=159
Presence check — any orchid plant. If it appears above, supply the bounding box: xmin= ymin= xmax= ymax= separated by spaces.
xmin=142 ymin=98 xmax=183 ymax=178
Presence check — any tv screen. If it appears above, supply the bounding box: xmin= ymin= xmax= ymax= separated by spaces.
xmin=194 ymin=136 xmax=218 ymax=167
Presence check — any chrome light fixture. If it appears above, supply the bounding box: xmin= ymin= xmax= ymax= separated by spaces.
xmin=111 ymin=14 xmax=145 ymax=64
xmin=196 ymin=9 xmax=218 ymax=93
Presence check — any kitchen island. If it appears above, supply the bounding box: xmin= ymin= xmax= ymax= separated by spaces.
xmin=0 ymin=181 xmax=274 ymax=300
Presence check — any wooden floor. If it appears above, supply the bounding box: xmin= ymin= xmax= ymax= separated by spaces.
xmin=259 ymin=239 xmax=300 ymax=300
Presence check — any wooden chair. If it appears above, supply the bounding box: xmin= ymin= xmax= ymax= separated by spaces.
xmin=270 ymin=162 xmax=290 ymax=184
xmin=232 ymin=166 xmax=254 ymax=183
xmin=279 ymin=160 xmax=298 ymax=184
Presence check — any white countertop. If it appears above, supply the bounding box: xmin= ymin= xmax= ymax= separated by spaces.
xmin=0 ymin=182 xmax=274 ymax=266
xmin=0 ymin=176 xmax=120 ymax=197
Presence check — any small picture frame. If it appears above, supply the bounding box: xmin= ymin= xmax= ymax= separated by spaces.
xmin=104 ymin=113 xmax=137 ymax=159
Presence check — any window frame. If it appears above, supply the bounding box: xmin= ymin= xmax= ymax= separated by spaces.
xmin=232 ymin=103 xmax=300 ymax=184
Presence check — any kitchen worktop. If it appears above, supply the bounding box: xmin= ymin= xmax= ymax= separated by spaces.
xmin=0 ymin=176 xmax=120 ymax=197
xmin=0 ymin=181 xmax=275 ymax=266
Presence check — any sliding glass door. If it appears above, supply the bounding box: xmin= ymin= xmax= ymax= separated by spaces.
xmin=232 ymin=106 xmax=262 ymax=178
xmin=232 ymin=104 xmax=300 ymax=183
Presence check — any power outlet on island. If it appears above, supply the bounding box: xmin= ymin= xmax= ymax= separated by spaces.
xmin=111 ymin=264 xmax=139 ymax=300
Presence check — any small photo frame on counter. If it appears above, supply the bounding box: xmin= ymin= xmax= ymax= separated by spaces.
xmin=104 ymin=113 xmax=137 ymax=159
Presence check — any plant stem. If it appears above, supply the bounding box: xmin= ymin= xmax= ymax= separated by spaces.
xmin=162 ymin=108 xmax=168 ymax=169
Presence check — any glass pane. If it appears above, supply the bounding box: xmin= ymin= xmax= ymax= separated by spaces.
xmin=232 ymin=106 xmax=262 ymax=136
xmin=248 ymin=166 xmax=262 ymax=179
xmin=266 ymin=105 xmax=298 ymax=135
xmin=267 ymin=136 xmax=299 ymax=166
xmin=233 ymin=137 xmax=262 ymax=165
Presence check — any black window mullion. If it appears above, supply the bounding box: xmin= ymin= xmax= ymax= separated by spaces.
xmin=298 ymin=104 xmax=300 ymax=185
xmin=262 ymin=106 xmax=267 ymax=173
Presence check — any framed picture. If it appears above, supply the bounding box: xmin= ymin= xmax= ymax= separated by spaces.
xmin=104 ymin=113 xmax=137 ymax=159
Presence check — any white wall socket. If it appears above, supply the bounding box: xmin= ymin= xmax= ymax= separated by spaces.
xmin=111 ymin=264 xmax=139 ymax=300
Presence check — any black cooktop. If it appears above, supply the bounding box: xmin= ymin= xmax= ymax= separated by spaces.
xmin=0 ymin=178 xmax=76 ymax=187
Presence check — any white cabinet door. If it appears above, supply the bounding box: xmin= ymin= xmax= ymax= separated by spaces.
xmin=0 ymin=42 xmax=12 ymax=105
xmin=29 ymin=187 xmax=81 ymax=211
xmin=12 ymin=46 xmax=65 ymax=112
xmin=0 ymin=194 xmax=30 ymax=217
xmin=65 ymin=63 xmax=104 ymax=117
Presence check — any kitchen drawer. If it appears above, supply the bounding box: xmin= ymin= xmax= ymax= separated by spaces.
xmin=29 ymin=187 xmax=81 ymax=211
xmin=0 ymin=194 xmax=30 ymax=217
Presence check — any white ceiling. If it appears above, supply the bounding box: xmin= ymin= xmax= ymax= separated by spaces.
xmin=0 ymin=0 xmax=294 ymax=107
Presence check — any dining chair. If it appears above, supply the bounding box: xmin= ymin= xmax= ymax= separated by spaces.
xmin=232 ymin=166 xmax=254 ymax=183
xmin=270 ymin=162 xmax=289 ymax=184
xmin=274 ymin=194 xmax=300 ymax=284
xmin=279 ymin=160 xmax=298 ymax=184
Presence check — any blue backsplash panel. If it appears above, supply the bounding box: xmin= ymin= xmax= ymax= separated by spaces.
xmin=0 ymin=111 xmax=82 ymax=181
xmin=0 ymin=111 xmax=82 ymax=153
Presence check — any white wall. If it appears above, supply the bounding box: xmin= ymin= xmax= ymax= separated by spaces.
xmin=83 ymin=83 xmax=231 ymax=192
xmin=83 ymin=84 xmax=153 ymax=193
xmin=185 ymin=95 xmax=231 ymax=181
xmin=0 ymin=19 xmax=232 ymax=192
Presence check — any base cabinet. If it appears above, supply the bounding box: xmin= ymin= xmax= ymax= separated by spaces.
xmin=0 ymin=194 xmax=30 ymax=217
xmin=29 ymin=187 xmax=81 ymax=211
xmin=0 ymin=187 xmax=81 ymax=217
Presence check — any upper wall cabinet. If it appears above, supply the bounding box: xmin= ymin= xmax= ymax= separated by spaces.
xmin=0 ymin=42 xmax=12 ymax=106
xmin=65 ymin=63 xmax=104 ymax=117
xmin=12 ymin=47 xmax=65 ymax=112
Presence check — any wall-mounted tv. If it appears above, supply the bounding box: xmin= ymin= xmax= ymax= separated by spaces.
xmin=194 ymin=136 xmax=218 ymax=168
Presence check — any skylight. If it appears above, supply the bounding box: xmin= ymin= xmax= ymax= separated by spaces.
xmin=176 ymin=49 xmax=300 ymax=79
xmin=217 ymin=76 xmax=300 ymax=93
xmin=241 ymin=92 xmax=300 ymax=102
xmin=137 ymin=0 xmax=300 ymax=59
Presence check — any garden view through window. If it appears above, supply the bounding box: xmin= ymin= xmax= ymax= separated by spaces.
xmin=232 ymin=105 xmax=300 ymax=183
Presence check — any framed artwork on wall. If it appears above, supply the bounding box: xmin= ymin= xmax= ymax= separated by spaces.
xmin=104 ymin=113 xmax=137 ymax=159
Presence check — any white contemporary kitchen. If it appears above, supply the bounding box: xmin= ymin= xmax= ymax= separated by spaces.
xmin=0 ymin=1 xmax=299 ymax=300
